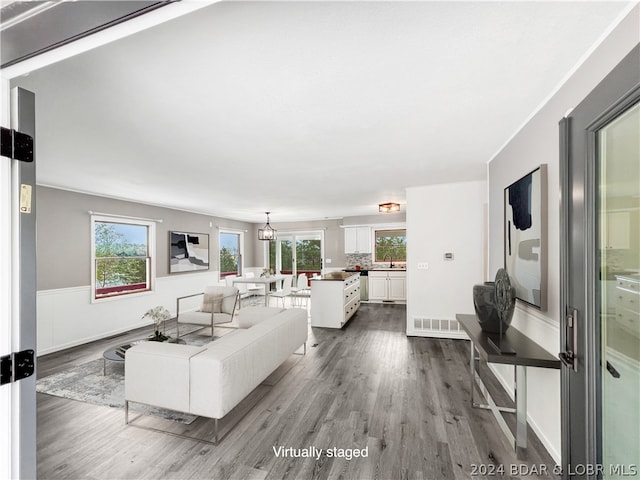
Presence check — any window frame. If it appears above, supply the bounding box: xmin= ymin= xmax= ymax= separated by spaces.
xmin=373 ymin=228 xmax=407 ymax=263
xmin=90 ymin=215 xmax=156 ymax=303
xmin=219 ymin=228 xmax=244 ymax=279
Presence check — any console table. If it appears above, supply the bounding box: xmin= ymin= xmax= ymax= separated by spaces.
xmin=456 ymin=314 xmax=560 ymax=452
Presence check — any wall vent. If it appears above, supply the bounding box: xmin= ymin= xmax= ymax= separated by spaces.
xmin=411 ymin=317 xmax=467 ymax=338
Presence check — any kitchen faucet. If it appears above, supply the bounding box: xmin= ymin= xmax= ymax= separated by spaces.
xmin=383 ymin=253 xmax=394 ymax=268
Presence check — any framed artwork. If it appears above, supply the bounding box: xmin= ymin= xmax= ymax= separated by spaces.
xmin=169 ymin=231 xmax=209 ymax=273
xmin=504 ymin=164 xmax=547 ymax=310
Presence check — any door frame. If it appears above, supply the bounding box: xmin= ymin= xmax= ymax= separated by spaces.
xmin=0 ymin=77 xmax=14 ymax=480
xmin=560 ymin=44 xmax=640 ymax=477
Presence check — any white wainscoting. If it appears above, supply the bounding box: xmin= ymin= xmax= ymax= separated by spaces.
xmin=37 ymin=272 xmax=221 ymax=355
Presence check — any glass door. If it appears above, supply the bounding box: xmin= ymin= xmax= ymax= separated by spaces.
xmin=597 ymin=101 xmax=640 ymax=476
xmin=560 ymin=45 xmax=639 ymax=478
xmin=268 ymin=231 xmax=323 ymax=282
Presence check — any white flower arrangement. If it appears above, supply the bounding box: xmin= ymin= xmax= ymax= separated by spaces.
xmin=141 ymin=306 xmax=172 ymax=341
xmin=261 ymin=268 xmax=275 ymax=277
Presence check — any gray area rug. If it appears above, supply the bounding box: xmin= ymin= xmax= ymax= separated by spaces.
xmin=37 ymin=358 xmax=199 ymax=424
xmin=36 ymin=331 xmax=224 ymax=424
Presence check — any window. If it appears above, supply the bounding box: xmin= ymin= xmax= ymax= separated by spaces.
xmin=91 ymin=216 xmax=155 ymax=301
xmin=219 ymin=230 xmax=243 ymax=278
xmin=374 ymin=229 xmax=407 ymax=263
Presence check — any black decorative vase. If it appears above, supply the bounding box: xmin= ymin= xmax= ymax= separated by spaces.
xmin=473 ymin=269 xmax=516 ymax=333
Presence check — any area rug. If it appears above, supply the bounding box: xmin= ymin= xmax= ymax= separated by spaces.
xmin=36 ymin=358 xmax=199 ymax=424
xmin=35 ymin=330 xmax=227 ymax=424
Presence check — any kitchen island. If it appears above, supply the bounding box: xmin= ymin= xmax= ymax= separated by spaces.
xmin=310 ymin=272 xmax=360 ymax=328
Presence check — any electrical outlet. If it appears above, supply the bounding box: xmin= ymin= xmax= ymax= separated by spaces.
xmin=325 ymin=258 xmax=332 ymax=264
xmin=417 ymin=262 xmax=429 ymax=270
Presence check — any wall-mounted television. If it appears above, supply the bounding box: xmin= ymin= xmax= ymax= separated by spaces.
xmin=504 ymin=164 xmax=547 ymax=310
xmin=169 ymin=231 xmax=209 ymax=273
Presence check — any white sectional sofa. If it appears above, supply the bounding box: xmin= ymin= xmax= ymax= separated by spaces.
xmin=124 ymin=307 xmax=307 ymax=443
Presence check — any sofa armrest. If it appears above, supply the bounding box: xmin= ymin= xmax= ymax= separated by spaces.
xmin=125 ymin=342 xmax=205 ymax=413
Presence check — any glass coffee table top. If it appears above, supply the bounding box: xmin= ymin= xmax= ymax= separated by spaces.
xmin=102 ymin=338 xmax=185 ymax=375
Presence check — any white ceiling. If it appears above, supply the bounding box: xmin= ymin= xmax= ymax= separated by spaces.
xmin=8 ymin=1 xmax=634 ymax=222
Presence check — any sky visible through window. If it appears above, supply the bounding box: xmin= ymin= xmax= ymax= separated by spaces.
xmin=220 ymin=232 xmax=239 ymax=252
xmin=109 ymin=223 xmax=147 ymax=245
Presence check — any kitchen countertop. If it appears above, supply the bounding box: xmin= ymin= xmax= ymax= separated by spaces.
xmin=343 ymin=267 xmax=407 ymax=275
xmin=312 ymin=271 xmax=360 ymax=281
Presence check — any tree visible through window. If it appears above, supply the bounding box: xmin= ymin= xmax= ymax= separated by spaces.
xmin=220 ymin=231 xmax=242 ymax=278
xmin=374 ymin=229 xmax=407 ymax=263
xmin=93 ymin=220 xmax=151 ymax=299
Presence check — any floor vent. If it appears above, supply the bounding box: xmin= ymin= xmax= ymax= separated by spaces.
xmin=411 ymin=317 xmax=466 ymax=338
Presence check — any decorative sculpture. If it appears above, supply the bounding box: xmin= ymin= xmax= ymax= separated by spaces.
xmin=472 ymin=268 xmax=516 ymax=334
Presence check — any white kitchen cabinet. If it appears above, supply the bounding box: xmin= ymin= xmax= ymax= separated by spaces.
xmin=368 ymin=271 xmax=406 ymax=301
xmin=614 ymin=275 xmax=639 ymax=336
xmin=604 ymin=211 xmax=630 ymax=250
xmin=310 ymin=272 xmax=360 ymax=328
xmin=369 ymin=274 xmax=388 ymax=299
xmin=344 ymin=226 xmax=371 ymax=254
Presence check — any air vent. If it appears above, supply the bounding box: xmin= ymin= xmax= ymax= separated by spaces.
xmin=412 ymin=317 xmax=466 ymax=338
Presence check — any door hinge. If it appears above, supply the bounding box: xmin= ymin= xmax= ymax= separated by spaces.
xmin=0 ymin=126 xmax=34 ymax=162
xmin=0 ymin=349 xmax=35 ymax=386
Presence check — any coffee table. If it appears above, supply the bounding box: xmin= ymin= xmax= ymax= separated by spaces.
xmin=102 ymin=338 xmax=185 ymax=375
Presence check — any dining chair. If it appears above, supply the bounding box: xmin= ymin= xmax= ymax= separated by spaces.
xmin=244 ymin=271 xmax=264 ymax=305
xmin=269 ymin=275 xmax=293 ymax=308
xmin=291 ymin=273 xmax=310 ymax=308
xmin=227 ymin=275 xmax=253 ymax=308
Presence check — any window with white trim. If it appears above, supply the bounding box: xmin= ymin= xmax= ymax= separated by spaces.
xmin=219 ymin=230 xmax=244 ymax=278
xmin=374 ymin=228 xmax=407 ymax=263
xmin=91 ymin=216 xmax=155 ymax=301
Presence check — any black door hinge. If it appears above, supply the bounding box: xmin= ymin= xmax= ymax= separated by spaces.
xmin=0 ymin=350 xmax=35 ymax=386
xmin=1 ymin=126 xmax=34 ymax=162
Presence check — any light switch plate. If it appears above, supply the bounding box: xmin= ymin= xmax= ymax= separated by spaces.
xmin=417 ymin=262 xmax=429 ymax=270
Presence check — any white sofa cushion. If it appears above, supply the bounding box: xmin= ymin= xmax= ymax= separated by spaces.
xmin=204 ymin=286 xmax=237 ymax=314
xmin=201 ymin=292 xmax=223 ymax=313
xmin=125 ymin=342 xmax=206 ymax=413
xmin=189 ymin=308 xmax=307 ymax=419
xmin=235 ymin=307 xmax=285 ymax=328
xmin=178 ymin=310 xmax=233 ymax=326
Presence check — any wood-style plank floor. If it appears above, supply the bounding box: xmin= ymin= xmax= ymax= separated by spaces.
xmin=37 ymin=304 xmax=559 ymax=480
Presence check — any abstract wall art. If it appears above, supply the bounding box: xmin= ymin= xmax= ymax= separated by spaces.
xmin=169 ymin=231 xmax=209 ymax=273
xmin=504 ymin=165 xmax=547 ymax=310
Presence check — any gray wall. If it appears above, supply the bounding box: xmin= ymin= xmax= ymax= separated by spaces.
xmin=250 ymin=213 xmax=407 ymax=269
xmin=250 ymin=218 xmax=346 ymax=268
xmin=37 ymin=186 xmax=255 ymax=290
xmin=488 ymin=6 xmax=640 ymax=322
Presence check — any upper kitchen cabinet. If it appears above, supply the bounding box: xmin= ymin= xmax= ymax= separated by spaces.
xmin=603 ymin=211 xmax=631 ymax=250
xmin=344 ymin=226 xmax=372 ymax=254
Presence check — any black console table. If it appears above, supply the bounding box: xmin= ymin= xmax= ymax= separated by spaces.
xmin=456 ymin=314 xmax=560 ymax=452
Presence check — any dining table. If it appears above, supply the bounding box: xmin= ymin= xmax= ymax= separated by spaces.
xmin=232 ymin=274 xmax=288 ymax=306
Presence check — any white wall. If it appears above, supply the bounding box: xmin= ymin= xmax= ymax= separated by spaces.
xmin=406 ymin=181 xmax=486 ymax=337
xmin=487 ymin=4 xmax=640 ymax=464
xmin=37 ymin=271 xmax=222 ymax=355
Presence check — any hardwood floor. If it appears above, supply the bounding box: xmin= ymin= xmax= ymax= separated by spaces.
xmin=37 ymin=304 xmax=559 ymax=479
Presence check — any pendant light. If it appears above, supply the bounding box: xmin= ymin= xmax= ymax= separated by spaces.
xmin=258 ymin=212 xmax=277 ymax=241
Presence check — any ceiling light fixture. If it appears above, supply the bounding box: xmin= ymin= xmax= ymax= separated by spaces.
xmin=258 ymin=211 xmax=277 ymax=241
xmin=379 ymin=202 xmax=400 ymax=213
